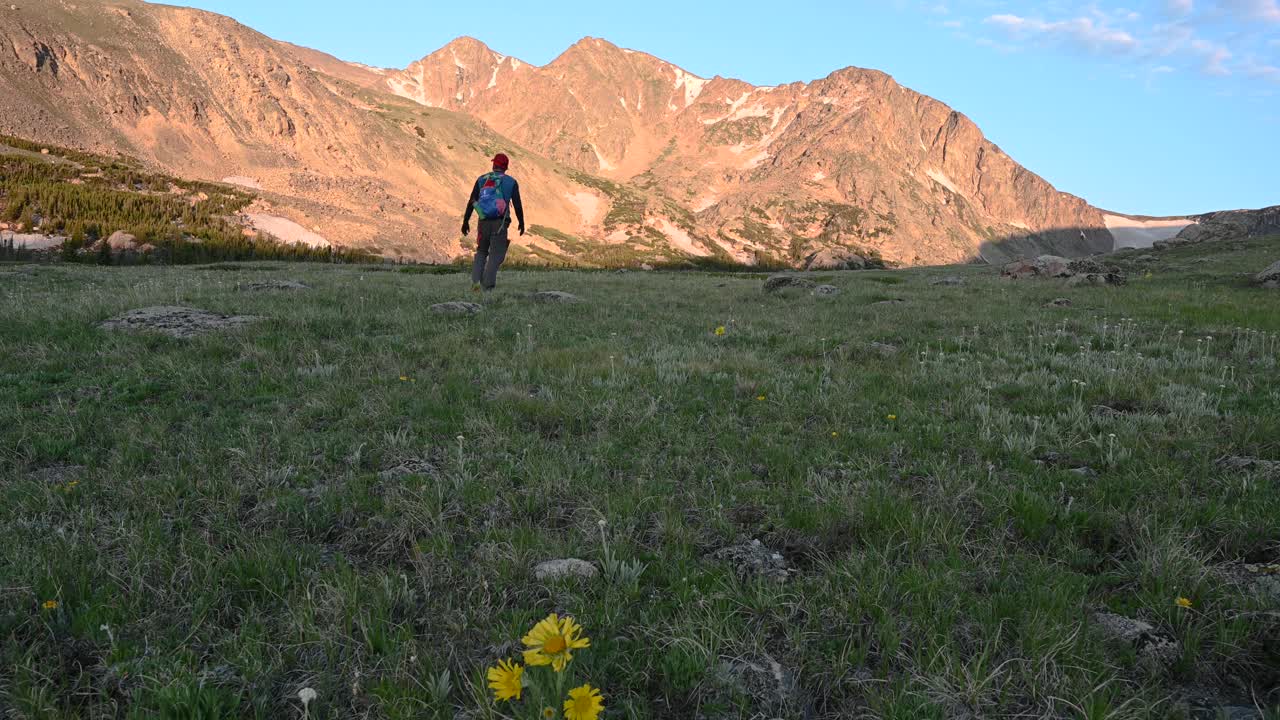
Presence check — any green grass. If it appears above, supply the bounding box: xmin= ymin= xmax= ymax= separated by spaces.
xmin=2 ymin=237 xmax=1279 ymax=719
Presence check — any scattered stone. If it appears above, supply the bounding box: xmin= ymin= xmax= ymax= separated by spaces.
xmin=811 ymin=284 xmax=841 ymax=296
xmin=242 ymin=280 xmax=310 ymax=291
xmin=1004 ymin=255 xmax=1126 ymax=285
xmin=1045 ymin=298 xmax=1072 ymax=308
xmin=712 ymin=539 xmax=794 ymax=583
xmin=873 ymin=298 xmax=906 ymax=305
xmin=378 ymin=457 xmax=439 ymax=480
xmin=429 ymin=301 xmax=482 ymax=315
xmin=639 ymin=263 xmax=655 ymax=271
xmin=1068 ymin=466 xmax=1099 ymax=478
xmin=763 ymin=275 xmax=817 ymax=293
xmin=1215 ymin=456 xmax=1280 ymax=478
xmin=714 ymin=655 xmax=802 ymax=715
xmin=1002 ymin=255 xmax=1072 ymax=280
xmin=532 ymin=290 xmax=580 ymax=303
xmin=99 ymin=306 xmax=259 ymax=338
xmin=1257 ymin=260 xmax=1280 ymax=289
xmin=804 ymin=247 xmax=867 ymax=271
xmin=1066 ymin=272 xmax=1127 ymax=287
xmin=931 ymin=276 xmax=965 ymax=286
xmin=1092 ymin=612 xmax=1181 ymax=673
xmin=533 ymin=558 xmax=598 ymax=582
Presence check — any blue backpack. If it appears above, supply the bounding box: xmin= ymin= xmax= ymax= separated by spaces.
xmin=474 ymin=172 xmax=512 ymax=220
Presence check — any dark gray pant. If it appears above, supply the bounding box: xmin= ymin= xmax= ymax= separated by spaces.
xmin=471 ymin=219 xmax=509 ymax=289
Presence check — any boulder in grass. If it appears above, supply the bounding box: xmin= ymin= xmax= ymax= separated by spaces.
xmin=99 ymin=306 xmax=259 ymax=338
xmin=1092 ymin=612 xmax=1181 ymax=674
xmin=243 ymin=280 xmax=310 ymax=292
xmin=804 ymin=247 xmax=867 ymax=271
xmin=533 ymin=558 xmax=598 ymax=582
xmin=1258 ymin=260 xmax=1280 ymax=289
xmin=430 ymin=301 xmax=482 ymax=315
xmin=532 ymin=291 xmax=580 ymax=303
xmin=811 ymin=285 xmax=841 ymax=297
xmin=763 ymin=275 xmax=817 ymax=293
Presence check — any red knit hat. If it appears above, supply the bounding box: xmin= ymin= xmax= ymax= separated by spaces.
xmin=492 ymin=153 xmax=510 ymax=170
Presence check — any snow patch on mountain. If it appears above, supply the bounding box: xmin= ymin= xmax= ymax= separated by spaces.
xmin=592 ymin=145 xmax=616 ymax=172
xmin=926 ymin=168 xmax=961 ymax=195
xmin=1103 ymin=214 xmax=1193 ymax=249
xmin=650 ymin=217 xmax=710 ymax=257
xmin=246 ymin=214 xmax=330 ymax=248
xmin=672 ymin=67 xmax=707 ymax=108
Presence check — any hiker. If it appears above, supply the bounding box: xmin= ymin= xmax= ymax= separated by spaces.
xmin=461 ymin=153 xmax=525 ymax=291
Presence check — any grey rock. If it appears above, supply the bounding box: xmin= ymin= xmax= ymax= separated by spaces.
xmin=430 ymin=301 xmax=482 ymax=315
xmin=868 ymin=341 xmax=899 ymax=357
xmin=243 ymin=280 xmax=310 ymax=291
xmin=30 ymin=464 xmax=85 ymax=484
xmin=712 ymin=539 xmax=794 ymax=583
xmin=378 ymin=457 xmax=439 ymax=480
xmin=715 ymin=655 xmax=801 ymax=714
xmin=1257 ymin=260 xmax=1280 ymax=288
xmin=1066 ymin=272 xmax=1127 ymax=287
xmin=1092 ymin=612 xmax=1181 ymax=673
xmin=1045 ymin=297 xmax=1073 ymax=308
xmin=811 ymin=284 xmax=841 ymax=296
xmin=763 ymin=275 xmax=817 ymax=293
xmin=1177 ymin=205 xmax=1280 ymax=244
xmin=99 ymin=306 xmax=259 ymax=338
xmin=639 ymin=263 xmax=655 ymax=271
xmin=532 ymin=291 xmax=580 ymax=303
xmin=533 ymin=558 xmax=598 ymax=582
xmin=1216 ymin=456 xmax=1280 ymax=478
xmin=1002 ymin=255 xmax=1072 ymax=279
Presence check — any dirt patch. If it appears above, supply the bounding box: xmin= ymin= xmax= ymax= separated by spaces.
xmin=99 ymin=306 xmax=260 ymax=338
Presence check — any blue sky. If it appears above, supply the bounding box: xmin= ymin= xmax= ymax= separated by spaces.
xmin=170 ymin=0 xmax=1279 ymax=216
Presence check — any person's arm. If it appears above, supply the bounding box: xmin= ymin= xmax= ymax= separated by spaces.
xmin=510 ymin=180 xmax=525 ymax=235
xmin=461 ymin=180 xmax=479 ymax=234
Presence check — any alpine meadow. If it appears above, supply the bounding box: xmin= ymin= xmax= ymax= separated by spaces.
xmin=2 ymin=0 xmax=1280 ymax=718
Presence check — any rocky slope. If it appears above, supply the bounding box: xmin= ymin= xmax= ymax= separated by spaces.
xmin=383 ymin=36 xmax=1113 ymax=265
xmin=0 ymin=1 xmax=1114 ymax=265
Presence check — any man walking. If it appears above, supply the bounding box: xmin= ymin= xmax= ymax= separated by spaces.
xmin=461 ymin=153 xmax=525 ymax=291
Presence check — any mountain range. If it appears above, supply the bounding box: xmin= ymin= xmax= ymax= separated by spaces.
xmin=0 ymin=0 xmax=1162 ymax=266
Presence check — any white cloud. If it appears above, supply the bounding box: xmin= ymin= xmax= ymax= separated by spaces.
xmin=985 ymin=13 xmax=1138 ymax=54
xmin=1221 ymin=0 xmax=1280 ymax=21
xmin=1165 ymin=0 xmax=1194 ymax=15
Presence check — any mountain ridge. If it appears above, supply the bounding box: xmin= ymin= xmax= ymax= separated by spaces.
xmin=0 ymin=0 xmax=1119 ymax=265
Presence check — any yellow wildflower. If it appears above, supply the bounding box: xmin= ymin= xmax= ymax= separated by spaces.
xmin=1175 ymin=597 xmax=1193 ymax=609
xmin=399 ymin=376 xmax=409 ymax=382
xmin=486 ymin=658 xmax=524 ymax=701
xmin=522 ymin=613 xmax=590 ymax=672
xmin=42 ymin=600 xmax=59 ymax=610
xmin=831 ymin=431 xmax=839 ymax=438
xmin=542 ymin=708 xmax=557 ymax=719
xmin=714 ymin=326 xmax=726 ymax=336
xmin=563 ymin=684 xmax=604 ymax=720
xmin=756 ymin=395 xmax=766 ymax=402
xmin=887 ymin=414 xmax=897 ymax=421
